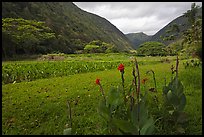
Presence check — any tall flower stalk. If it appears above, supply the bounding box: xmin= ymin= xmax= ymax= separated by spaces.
xmin=118 ymin=63 xmax=126 ymax=103
xmin=97 ymin=59 xmax=155 ymax=135
xmin=134 ymin=58 xmax=141 ymax=135
xmin=96 ymin=78 xmax=106 ymax=101
xmin=131 ymin=65 xmax=137 ymax=110
xmin=146 ymin=70 xmax=157 ymax=92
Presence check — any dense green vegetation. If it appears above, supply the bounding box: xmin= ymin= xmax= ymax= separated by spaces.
xmin=1 ymin=2 xmax=202 ymax=135
xmin=2 ymin=54 xmax=202 ymax=135
xmin=2 ymin=53 xmax=182 ymax=85
xmin=83 ymin=40 xmax=118 ymax=53
xmin=2 ymin=2 xmax=133 ymax=59
xmin=2 ymin=59 xmax=131 ymax=84
xmin=2 ymin=18 xmax=57 ymax=57
xmin=136 ymin=41 xmax=169 ymax=56
xmin=161 ymin=3 xmax=202 ymax=60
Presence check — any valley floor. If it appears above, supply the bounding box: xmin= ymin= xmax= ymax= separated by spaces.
xmin=2 ymin=54 xmax=202 ymax=135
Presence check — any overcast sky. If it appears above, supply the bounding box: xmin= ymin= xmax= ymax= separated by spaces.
xmin=73 ymin=2 xmax=202 ymax=35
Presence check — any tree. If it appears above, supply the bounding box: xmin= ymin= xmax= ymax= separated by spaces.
xmin=161 ymin=3 xmax=202 ymax=60
xmin=2 ymin=17 xmax=56 ymax=57
xmin=183 ymin=3 xmax=200 ymax=25
xmin=182 ymin=3 xmax=202 ymax=60
xmin=83 ymin=40 xmax=118 ymax=53
xmin=137 ymin=41 xmax=168 ymax=56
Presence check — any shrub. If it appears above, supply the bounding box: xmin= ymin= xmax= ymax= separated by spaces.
xmin=136 ymin=41 xmax=168 ymax=56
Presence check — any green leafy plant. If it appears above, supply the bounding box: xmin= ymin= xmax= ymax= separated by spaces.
xmin=136 ymin=41 xmax=168 ymax=56
xmin=162 ymin=56 xmax=188 ymax=134
xmin=96 ymin=58 xmax=155 ymax=135
xmin=183 ymin=59 xmax=202 ymax=69
xmin=2 ymin=18 xmax=56 ymax=56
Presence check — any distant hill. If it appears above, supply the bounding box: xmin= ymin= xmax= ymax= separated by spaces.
xmin=125 ymin=32 xmax=152 ymax=49
xmin=2 ymin=2 xmax=133 ymax=55
xmin=150 ymin=15 xmax=190 ymax=46
xmin=126 ymin=7 xmax=202 ymax=49
xmin=151 ymin=7 xmax=202 ymax=45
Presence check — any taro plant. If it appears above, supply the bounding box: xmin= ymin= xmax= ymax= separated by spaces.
xmin=183 ymin=59 xmax=202 ymax=69
xmin=96 ymin=58 xmax=155 ymax=135
xmin=162 ymin=56 xmax=188 ymax=134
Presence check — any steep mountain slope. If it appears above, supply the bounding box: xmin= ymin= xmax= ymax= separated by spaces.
xmin=150 ymin=7 xmax=202 ymax=45
xmin=125 ymin=32 xmax=152 ymax=49
xmin=2 ymin=2 xmax=133 ymax=54
xmin=126 ymin=7 xmax=202 ymax=49
xmin=150 ymin=15 xmax=190 ymax=45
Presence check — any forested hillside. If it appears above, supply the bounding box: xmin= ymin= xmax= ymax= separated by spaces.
xmin=2 ymin=2 xmax=133 ymax=58
xmin=125 ymin=32 xmax=152 ymax=49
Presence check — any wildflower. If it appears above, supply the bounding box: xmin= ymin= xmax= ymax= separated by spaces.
xmin=142 ymin=78 xmax=148 ymax=84
xmin=118 ymin=63 xmax=126 ymax=103
xmin=95 ymin=78 xmax=100 ymax=85
xmin=118 ymin=63 xmax=124 ymax=72
xmin=95 ymin=78 xmax=106 ymax=101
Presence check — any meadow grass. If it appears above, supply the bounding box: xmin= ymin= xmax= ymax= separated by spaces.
xmin=2 ymin=54 xmax=202 ymax=135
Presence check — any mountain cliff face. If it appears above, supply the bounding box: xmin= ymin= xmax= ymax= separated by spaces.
xmin=2 ymin=2 xmax=133 ymax=53
xmin=126 ymin=7 xmax=202 ymax=49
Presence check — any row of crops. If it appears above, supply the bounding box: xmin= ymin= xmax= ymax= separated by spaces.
xmin=2 ymin=60 xmax=137 ymax=84
xmin=2 ymin=55 xmax=194 ymax=85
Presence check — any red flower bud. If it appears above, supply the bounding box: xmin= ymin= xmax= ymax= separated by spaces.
xmin=95 ymin=78 xmax=100 ymax=85
xmin=118 ymin=63 xmax=124 ymax=72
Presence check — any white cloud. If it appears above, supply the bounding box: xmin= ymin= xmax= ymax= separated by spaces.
xmin=74 ymin=2 xmax=202 ymax=35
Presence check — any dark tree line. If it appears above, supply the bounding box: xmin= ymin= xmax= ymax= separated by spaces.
xmin=2 ymin=18 xmax=75 ymax=59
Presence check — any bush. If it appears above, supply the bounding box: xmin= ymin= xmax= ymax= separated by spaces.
xmin=136 ymin=41 xmax=168 ymax=56
xmin=83 ymin=40 xmax=118 ymax=53
xmin=84 ymin=45 xmax=100 ymax=53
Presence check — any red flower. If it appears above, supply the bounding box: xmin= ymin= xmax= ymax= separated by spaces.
xmin=142 ymin=78 xmax=148 ymax=84
xmin=95 ymin=78 xmax=100 ymax=85
xmin=118 ymin=63 xmax=124 ymax=72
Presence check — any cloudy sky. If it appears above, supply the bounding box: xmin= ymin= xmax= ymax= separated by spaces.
xmin=73 ymin=2 xmax=202 ymax=35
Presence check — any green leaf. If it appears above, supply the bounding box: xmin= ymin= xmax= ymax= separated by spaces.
xmin=112 ymin=118 xmax=137 ymax=134
xmin=167 ymin=90 xmax=179 ymax=106
xmin=107 ymin=86 xmax=123 ymax=109
xmin=176 ymin=79 xmax=184 ymax=97
xmin=167 ymin=90 xmax=173 ymax=100
xmin=169 ymin=110 xmax=174 ymax=115
xmin=138 ymin=101 xmax=148 ymax=128
xmin=130 ymin=104 xmax=139 ymax=126
xmin=140 ymin=117 xmax=154 ymax=135
xmin=178 ymin=94 xmax=186 ymax=111
xmin=163 ymin=86 xmax=169 ymax=95
xmin=63 ymin=128 xmax=72 ymax=135
xmin=98 ymin=99 xmax=109 ymax=120
xmin=168 ymin=77 xmax=184 ymax=96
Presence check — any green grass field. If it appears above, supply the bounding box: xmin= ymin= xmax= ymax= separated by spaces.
xmin=2 ymin=53 xmax=202 ymax=135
